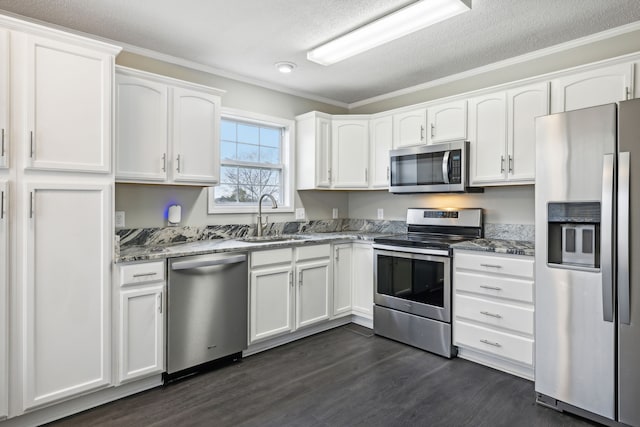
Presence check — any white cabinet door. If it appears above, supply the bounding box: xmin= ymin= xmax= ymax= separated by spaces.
xmin=296 ymin=260 xmax=330 ymax=328
xmin=296 ymin=113 xmax=332 ymax=189
xmin=352 ymin=243 xmax=374 ymax=318
xmin=469 ymin=92 xmax=508 ymax=184
xmin=171 ymin=87 xmax=220 ymax=184
xmin=332 ymin=244 xmax=352 ymax=317
xmin=427 ymin=100 xmax=467 ymax=144
xmin=0 ymin=181 xmax=7 ymax=418
xmin=250 ymin=265 xmax=293 ymax=342
xmin=393 ymin=107 xmax=427 ymax=148
xmin=23 ymin=183 xmax=111 ymax=410
xmin=332 ymin=119 xmax=369 ymax=188
xmin=23 ymin=35 xmax=112 ymax=173
xmin=507 ymin=82 xmax=549 ymax=183
xmin=369 ymin=116 xmax=392 ymax=188
xmin=115 ymin=74 xmax=168 ymax=182
xmin=551 ymin=63 xmax=633 ymax=113
xmin=118 ymin=285 xmax=164 ymax=384
xmin=0 ymin=29 xmax=8 ymax=170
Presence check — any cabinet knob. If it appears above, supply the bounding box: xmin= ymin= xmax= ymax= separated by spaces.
xmin=500 ymin=156 xmax=505 ymax=173
xmin=508 ymin=155 xmax=513 ymax=173
xmin=420 ymin=125 xmax=425 ymax=141
xmin=430 ymin=124 xmax=435 ymax=138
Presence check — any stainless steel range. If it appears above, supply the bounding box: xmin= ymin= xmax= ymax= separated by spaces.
xmin=373 ymin=208 xmax=483 ymax=358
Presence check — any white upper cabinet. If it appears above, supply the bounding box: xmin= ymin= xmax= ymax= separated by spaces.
xmin=393 ymin=107 xmax=427 ymax=148
xmin=296 ymin=112 xmax=331 ymax=189
xmin=115 ymin=67 xmax=223 ymax=186
xmin=551 ymin=62 xmax=633 ymax=113
xmin=22 ymin=183 xmax=112 ymax=410
xmin=0 ymin=29 xmax=8 ymax=170
xmin=116 ymin=74 xmax=168 ymax=182
xmin=369 ymin=115 xmax=392 ymax=188
xmin=331 ymin=118 xmax=369 ymax=188
xmin=470 ymin=83 xmax=549 ymax=186
xmin=469 ymin=92 xmax=508 ymax=184
xmin=171 ymin=86 xmax=220 ymax=184
xmin=21 ymin=34 xmax=113 ymax=173
xmin=427 ymin=99 xmax=467 ymax=144
xmin=507 ymin=82 xmax=549 ymax=183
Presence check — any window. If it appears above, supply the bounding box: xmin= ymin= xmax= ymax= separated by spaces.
xmin=208 ymin=109 xmax=293 ymax=213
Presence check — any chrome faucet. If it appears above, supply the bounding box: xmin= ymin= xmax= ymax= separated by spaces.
xmin=257 ymin=193 xmax=278 ymax=237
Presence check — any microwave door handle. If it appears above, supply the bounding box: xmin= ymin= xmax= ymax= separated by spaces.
xmin=619 ymin=151 xmax=631 ymax=325
xmin=442 ymin=151 xmax=450 ymax=184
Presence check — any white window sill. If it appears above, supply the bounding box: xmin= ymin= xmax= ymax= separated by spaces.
xmin=208 ymin=205 xmax=294 ymax=215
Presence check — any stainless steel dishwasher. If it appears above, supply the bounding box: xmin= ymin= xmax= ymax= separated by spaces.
xmin=166 ymin=252 xmax=248 ymax=381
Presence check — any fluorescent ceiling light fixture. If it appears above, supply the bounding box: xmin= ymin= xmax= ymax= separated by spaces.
xmin=275 ymin=61 xmax=296 ymax=73
xmin=307 ymin=0 xmax=471 ymax=66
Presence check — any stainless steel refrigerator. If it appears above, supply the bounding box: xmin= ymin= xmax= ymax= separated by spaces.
xmin=535 ymin=98 xmax=640 ymax=426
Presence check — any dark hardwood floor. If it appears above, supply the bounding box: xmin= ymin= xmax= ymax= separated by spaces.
xmin=50 ymin=325 xmax=597 ymax=427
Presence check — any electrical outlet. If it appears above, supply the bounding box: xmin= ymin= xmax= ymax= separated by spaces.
xmin=115 ymin=211 xmax=125 ymax=228
xmin=332 ymin=208 xmax=338 ymax=219
xmin=295 ymin=208 xmax=306 ymax=220
xmin=377 ymin=208 xmax=384 ymax=220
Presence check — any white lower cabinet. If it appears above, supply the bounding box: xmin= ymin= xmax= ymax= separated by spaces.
xmin=332 ymin=244 xmax=353 ymax=318
xmin=250 ymin=248 xmax=294 ymax=342
xmin=296 ymin=259 xmax=331 ymax=328
xmin=453 ymin=250 xmax=535 ymax=380
xmin=249 ymin=245 xmax=331 ymax=344
xmin=115 ymin=261 xmax=165 ymax=384
xmin=0 ymin=180 xmax=7 ymax=419
xmin=351 ymin=243 xmax=373 ymax=320
xmin=21 ymin=183 xmax=112 ymax=410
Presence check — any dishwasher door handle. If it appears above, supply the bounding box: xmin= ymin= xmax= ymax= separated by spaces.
xmin=170 ymin=253 xmax=247 ymax=270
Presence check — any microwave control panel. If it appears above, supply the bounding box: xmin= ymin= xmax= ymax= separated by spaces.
xmin=449 ymin=150 xmax=462 ymax=184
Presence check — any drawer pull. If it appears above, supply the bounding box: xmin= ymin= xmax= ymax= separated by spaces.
xmin=479 ymin=285 xmax=502 ymax=291
xmin=480 ymin=311 xmax=502 ymax=319
xmin=480 ymin=263 xmax=503 ymax=269
xmin=480 ymin=339 xmax=502 ymax=348
xmin=133 ymin=272 xmax=158 ymax=278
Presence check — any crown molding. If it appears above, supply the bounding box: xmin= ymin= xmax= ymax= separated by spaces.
xmin=348 ymin=20 xmax=640 ymax=109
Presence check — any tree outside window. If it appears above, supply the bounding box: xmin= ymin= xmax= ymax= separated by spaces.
xmin=214 ymin=119 xmax=284 ymax=206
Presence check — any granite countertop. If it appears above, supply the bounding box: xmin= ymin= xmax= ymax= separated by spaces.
xmin=116 ymin=232 xmax=390 ymax=263
xmin=451 ymin=238 xmax=535 ymax=257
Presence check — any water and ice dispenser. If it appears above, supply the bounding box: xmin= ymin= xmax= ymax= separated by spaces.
xmin=547 ymin=202 xmax=600 ymax=269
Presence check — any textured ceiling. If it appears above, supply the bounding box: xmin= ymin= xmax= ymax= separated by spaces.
xmin=1 ymin=0 xmax=640 ymax=105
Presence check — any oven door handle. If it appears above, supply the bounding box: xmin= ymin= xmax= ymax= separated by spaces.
xmin=442 ymin=151 xmax=450 ymax=184
xmin=373 ymin=245 xmax=451 ymax=260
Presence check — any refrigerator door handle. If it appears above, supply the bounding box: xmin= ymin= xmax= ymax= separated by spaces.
xmin=602 ymin=153 xmax=614 ymax=322
xmin=619 ymin=151 xmax=631 ymax=325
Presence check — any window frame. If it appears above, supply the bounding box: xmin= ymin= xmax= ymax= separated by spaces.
xmin=208 ymin=108 xmax=294 ymax=214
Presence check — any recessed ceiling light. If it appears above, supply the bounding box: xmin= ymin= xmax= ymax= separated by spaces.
xmin=307 ymin=0 xmax=471 ymax=66
xmin=275 ymin=61 xmax=296 ymax=74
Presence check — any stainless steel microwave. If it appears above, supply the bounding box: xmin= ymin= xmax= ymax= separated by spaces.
xmin=388 ymin=140 xmax=482 ymax=193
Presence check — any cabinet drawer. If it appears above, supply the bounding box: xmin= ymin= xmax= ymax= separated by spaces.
xmin=455 ymin=271 xmax=534 ymax=303
xmin=455 ymin=320 xmax=533 ymax=366
xmin=455 ymin=294 xmax=534 ymax=335
xmin=251 ymin=248 xmax=293 ymax=268
xmin=296 ymin=244 xmax=331 ymax=261
xmin=120 ymin=261 xmax=165 ymax=286
xmin=455 ymin=251 xmax=534 ymax=279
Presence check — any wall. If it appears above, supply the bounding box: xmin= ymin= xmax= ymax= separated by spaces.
xmin=115 ymin=26 xmax=638 ymax=229
xmin=348 ymin=186 xmax=535 ymax=225
xmin=114 ymin=52 xmax=350 ymax=228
